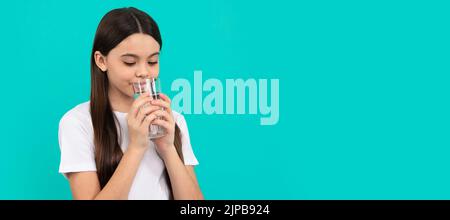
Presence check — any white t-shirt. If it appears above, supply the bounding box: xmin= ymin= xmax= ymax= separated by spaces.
xmin=58 ymin=101 xmax=199 ymax=200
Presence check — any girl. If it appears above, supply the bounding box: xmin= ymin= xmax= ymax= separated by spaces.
xmin=58 ymin=7 xmax=203 ymax=200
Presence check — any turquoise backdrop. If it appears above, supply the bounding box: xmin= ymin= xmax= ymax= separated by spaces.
xmin=0 ymin=0 xmax=449 ymax=199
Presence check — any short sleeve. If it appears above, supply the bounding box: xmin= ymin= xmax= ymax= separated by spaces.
xmin=58 ymin=113 xmax=97 ymax=178
xmin=175 ymin=113 xmax=199 ymax=166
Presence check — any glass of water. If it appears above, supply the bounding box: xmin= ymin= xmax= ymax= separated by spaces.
xmin=132 ymin=78 xmax=166 ymax=139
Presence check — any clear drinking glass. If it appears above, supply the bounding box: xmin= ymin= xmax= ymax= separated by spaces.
xmin=132 ymin=78 xmax=166 ymax=139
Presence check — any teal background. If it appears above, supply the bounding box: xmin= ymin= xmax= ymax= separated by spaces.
xmin=0 ymin=0 xmax=449 ymax=199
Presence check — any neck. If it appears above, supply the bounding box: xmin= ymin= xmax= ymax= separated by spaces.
xmin=108 ymin=86 xmax=133 ymax=113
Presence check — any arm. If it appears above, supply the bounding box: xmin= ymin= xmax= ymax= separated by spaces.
xmin=162 ymin=146 xmax=204 ymax=200
xmin=148 ymin=94 xmax=204 ymax=200
xmin=68 ymin=93 xmax=159 ymax=200
xmin=68 ymin=146 xmax=146 ymax=200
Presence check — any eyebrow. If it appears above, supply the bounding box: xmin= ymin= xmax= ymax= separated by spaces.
xmin=121 ymin=52 xmax=160 ymax=58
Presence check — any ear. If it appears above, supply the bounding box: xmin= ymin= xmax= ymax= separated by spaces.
xmin=94 ymin=51 xmax=107 ymax=72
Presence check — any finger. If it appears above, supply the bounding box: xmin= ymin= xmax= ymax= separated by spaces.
xmin=141 ymin=113 xmax=158 ymax=128
xmin=150 ymin=99 xmax=171 ymax=112
xmin=135 ymin=106 xmax=146 ymax=125
xmin=152 ymin=119 xmax=172 ymax=131
xmin=158 ymin=93 xmax=172 ymax=104
xmin=131 ymin=95 xmax=153 ymax=118
xmin=140 ymin=104 xmax=161 ymax=116
xmin=136 ymin=105 xmax=160 ymax=125
xmin=130 ymin=93 xmax=149 ymax=115
xmin=151 ymin=109 xmax=174 ymax=124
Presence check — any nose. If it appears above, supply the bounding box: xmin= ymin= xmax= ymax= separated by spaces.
xmin=135 ymin=71 xmax=149 ymax=79
xmin=135 ymin=63 xmax=158 ymax=79
xmin=135 ymin=62 xmax=149 ymax=78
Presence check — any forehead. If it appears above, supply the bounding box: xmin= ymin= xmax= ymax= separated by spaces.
xmin=110 ymin=33 xmax=160 ymax=57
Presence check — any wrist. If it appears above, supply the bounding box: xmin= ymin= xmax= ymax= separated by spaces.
xmin=126 ymin=143 xmax=148 ymax=155
xmin=159 ymin=145 xmax=178 ymax=161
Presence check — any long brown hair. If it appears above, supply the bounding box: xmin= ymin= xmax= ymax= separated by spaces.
xmin=90 ymin=7 xmax=183 ymax=189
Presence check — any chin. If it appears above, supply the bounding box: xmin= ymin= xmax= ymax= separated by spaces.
xmin=119 ymin=89 xmax=134 ymax=98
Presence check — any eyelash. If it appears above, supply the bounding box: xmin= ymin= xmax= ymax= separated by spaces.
xmin=124 ymin=61 xmax=158 ymax=66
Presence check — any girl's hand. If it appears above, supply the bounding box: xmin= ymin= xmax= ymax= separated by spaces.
xmin=126 ymin=93 xmax=161 ymax=151
xmin=147 ymin=93 xmax=177 ymax=159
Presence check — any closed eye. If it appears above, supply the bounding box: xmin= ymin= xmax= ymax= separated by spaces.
xmin=124 ymin=62 xmax=136 ymax=66
xmin=148 ymin=61 xmax=158 ymax=65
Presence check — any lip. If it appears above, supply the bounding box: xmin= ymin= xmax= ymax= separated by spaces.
xmin=131 ymin=78 xmax=152 ymax=83
xmin=131 ymin=80 xmax=150 ymax=94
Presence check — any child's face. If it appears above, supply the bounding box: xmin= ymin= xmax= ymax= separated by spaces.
xmin=100 ymin=33 xmax=161 ymax=98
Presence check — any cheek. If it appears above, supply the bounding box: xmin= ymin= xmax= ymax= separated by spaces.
xmin=107 ymin=66 xmax=135 ymax=94
xmin=150 ymin=64 xmax=160 ymax=78
xmin=109 ymin=64 xmax=134 ymax=81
